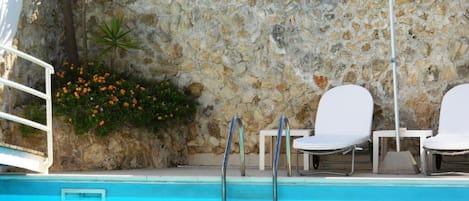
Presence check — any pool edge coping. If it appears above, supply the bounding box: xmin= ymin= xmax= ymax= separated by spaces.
xmin=2 ymin=173 xmax=469 ymax=187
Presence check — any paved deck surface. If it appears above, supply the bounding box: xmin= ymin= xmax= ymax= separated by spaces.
xmin=38 ymin=166 xmax=469 ymax=181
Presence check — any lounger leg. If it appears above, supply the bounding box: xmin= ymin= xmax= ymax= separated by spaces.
xmin=347 ymin=147 xmax=355 ymax=176
xmin=422 ymin=148 xmax=434 ymax=176
xmin=296 ymin=150 xmax=300 ymax=175
xmin=422 ymin=150 xmax=427 ymax=175
xmin=435 ymin=154 xmax=442 ymax=170
xmin=296 ymin=146 xmax=358 ymax=176
xmin=313 ymin=155 xmax=320 ymax=169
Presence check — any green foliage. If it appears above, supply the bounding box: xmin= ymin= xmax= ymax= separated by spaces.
xmin=19 ymin=101 xmax=46 ymax=137
xmin=93 ymin=16 xmax=140 ymax=67
xmin=95 ymin=16 xmax=140 ymax=55
xmin=53 ymin=62 xmax=197 ymax=136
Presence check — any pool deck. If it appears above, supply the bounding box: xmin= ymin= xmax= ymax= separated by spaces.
xmin=3 ymin=162 xmax=469 ymax=182
xmin=19 ymin=166 xmax=465 ymax=182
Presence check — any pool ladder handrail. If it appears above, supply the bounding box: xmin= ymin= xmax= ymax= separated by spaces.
xmin=273 ymin=115 xmax=292 ymax=201
xmin=221 ymin=115 xmax=245 ymax=201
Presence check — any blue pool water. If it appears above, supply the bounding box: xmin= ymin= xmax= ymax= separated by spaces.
xmin=1 ymin=176 xmax=469 ymax=201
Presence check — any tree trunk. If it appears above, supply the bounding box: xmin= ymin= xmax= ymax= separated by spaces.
xmin=62 ymin=0 xmax=80 ymax=66
xmin=82 ymin=0 xmax=88 ymax=68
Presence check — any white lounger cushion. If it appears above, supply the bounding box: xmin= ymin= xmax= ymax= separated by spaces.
xmin=424 ymin=135 xmax=469 ymax=150
xmin=423 ymin=84 xmax=469 ymax=151
xmin=421 ymin=84 xmax=469 ymax=175
xmin=293 ymin=85 xmax=373 ymax=151
xmin=293 ymin=135 xmax=369 ymax=150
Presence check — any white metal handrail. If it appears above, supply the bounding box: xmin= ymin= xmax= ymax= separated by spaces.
xmin=221 ymin=115 xmax=245 ymax=201
xmin=0 ymin=45 xmax=55 ymax=73
xmin=0 ymin=77 xmax=49 ymax=99
xmin=0 ymin=111 xmax=49 ymax=131
xmin=0 ymin=44 xmax=54 ymax=173
xmin=273 ymin=115 xmax=291 ymax=201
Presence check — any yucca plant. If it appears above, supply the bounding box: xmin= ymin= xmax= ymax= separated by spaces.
xmin=94 ymin=16 xmax=140 ymax=68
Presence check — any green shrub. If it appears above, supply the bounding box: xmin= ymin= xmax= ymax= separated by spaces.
xmin=53 ymin=61 xmax=197 ymax=136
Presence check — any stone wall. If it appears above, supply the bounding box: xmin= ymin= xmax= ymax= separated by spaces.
xmin=77 ymin=0 xmax=469 ymax=156
xmin=2 ymin=0 xmax=469 ymax=170
xmin=0 ymin=0 xmax=63 ymax=141
xmin=4 ymin=117 xmax=190 ymax=171
xmin=1 ymin=0 xmax=64 ymax=100
xmin=1 ymin=0 xmax=193 ymax=171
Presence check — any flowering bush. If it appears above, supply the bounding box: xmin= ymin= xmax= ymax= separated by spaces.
xmin=53 ymin=62 xmax=197 ymax=136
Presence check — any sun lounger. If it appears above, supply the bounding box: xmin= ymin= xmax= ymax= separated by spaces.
xmin=293 ymin=84 xmax=373 ymax=175
xmin=422 ymin=83 xmax=469 ymax=175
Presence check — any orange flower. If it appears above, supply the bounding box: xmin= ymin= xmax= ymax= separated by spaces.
xmin=74 ymin=92 xmax=80 ymax=99
xmin=93 ymin=75 xmax=106 ymax=83
xmin=56 ymin=71 xmax=65 ymax=78
xmin=120 ymin=89 xmax=126 ymax=95
xmin=78 ymin=77 xmax=86 ymax=83
xmin=123 ymin=102 xmax=129 ymax=107
xmin=99 ymin=120 xmax=105 ymax=126
xmin=132 ymin=98 xmax=138 ymax=105
xmin=100 ymin=87 xmax=107 ymax=91
xmin=138 ymin=106 xmax=143 ymax=110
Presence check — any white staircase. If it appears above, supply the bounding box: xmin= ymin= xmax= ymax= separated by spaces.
xmin=0 ymin=45 xmax=54 ymax=174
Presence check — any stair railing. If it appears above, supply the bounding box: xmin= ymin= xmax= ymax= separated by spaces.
xmin=273 ymin=115 xmax=291 ymax=201
xmin=221 ymin=115 xmax=245 ymax=201
xmin=0 ymin=45 xmax=54 ymax=173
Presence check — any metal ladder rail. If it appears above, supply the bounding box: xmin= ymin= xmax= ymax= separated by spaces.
xmin=0 ymin=45 xmax=54 ymax=172
xmin=221 ymin=115 xmax=245 ymax=201
xmin=273 ymin=115 xmax=291 ymax=201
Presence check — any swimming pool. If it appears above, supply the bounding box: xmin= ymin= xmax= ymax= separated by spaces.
xmin=1 ymin=175 xmax=469 ymax=201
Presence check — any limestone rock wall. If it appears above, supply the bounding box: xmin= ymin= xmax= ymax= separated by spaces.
xmin=0 ymin=0 xmax=63 ymax=141
xmin=4 ymin=117 xmax=190 ymax=171
xmin=78 ymin=0 xmax=469 ymax=155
